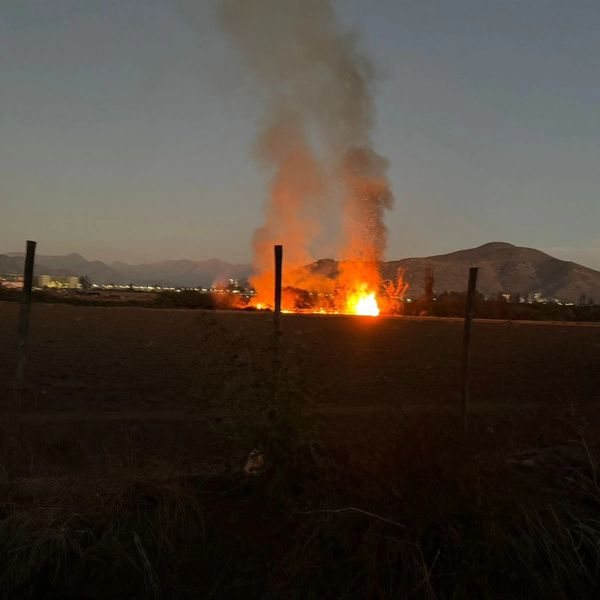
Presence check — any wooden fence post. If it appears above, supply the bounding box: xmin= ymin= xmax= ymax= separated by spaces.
xmin=274 ymin=244 xmax=283 ymax=334
xmin=460 ymin=267 xmax=478 ymax=431
xmin=3 ymin=240 xmax=36 ymax=479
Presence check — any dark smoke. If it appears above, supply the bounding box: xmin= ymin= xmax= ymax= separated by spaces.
xmin=217 ymin=0 xmax=394 ymax=304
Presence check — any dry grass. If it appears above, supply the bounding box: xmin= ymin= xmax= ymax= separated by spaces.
xmin=261 ymin=414 xmax=600 ymax=600
xmin=1 ymin=313 xmax=600 ymax=598
xmin=2 ymin=410 xmax=600 ymax=598
xmin=0 ymin=474 xmax=203 ymax=599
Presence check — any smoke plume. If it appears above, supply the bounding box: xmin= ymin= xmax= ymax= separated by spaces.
xmin=218 ymin=0 xmax=394 ymax=309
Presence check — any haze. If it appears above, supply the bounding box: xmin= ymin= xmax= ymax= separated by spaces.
xmin=1 ymin=0 xmax=599 ymax=268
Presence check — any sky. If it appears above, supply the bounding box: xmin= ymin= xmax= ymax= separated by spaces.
xmin=1 ymin=0 xmax=599 ymax=268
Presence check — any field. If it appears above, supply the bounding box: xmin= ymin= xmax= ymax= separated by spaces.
xmin=1 ymin=302 xmax=600 ymax=598
xmin=1 ymin=302 xmax=599 ymax=413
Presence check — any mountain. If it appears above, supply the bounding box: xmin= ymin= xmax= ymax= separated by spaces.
xmin=110 ymin=258 xmax=252 ymax=287
xmin=304 ymin=243 xmax=600 ymax=303
xmin=2 ymin=242 xmax=599 ymax=302
xmin=0 ymin=254 xmax=24 ymax=275
xmin=38 ymin=253 xmax=122 ymax=282
xmin=0 ymin=253 xmax=122 ymax=283
xmin=381 ymin=242 xmax=600 ymax=303
xmin=0 ymin=253 xmax=252 ymax=287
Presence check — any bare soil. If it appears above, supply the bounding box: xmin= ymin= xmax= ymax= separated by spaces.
xmin=1 ymin=302 xmax=599 ymax=413
xmin=1 ymin=301 xmax=598 ymax=476
xmin=2 ymin=302 xmax=600 ymax=598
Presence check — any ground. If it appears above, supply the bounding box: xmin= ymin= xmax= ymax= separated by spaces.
xmin=1 ymin=301 xmax=599 ymax=472
xmin=1 ymin=302 xmax=599 ymax=414
xmin=1 ymin=302 xmax=600 ymax=598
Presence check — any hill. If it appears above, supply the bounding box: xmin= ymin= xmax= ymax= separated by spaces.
xmin=0 ymin=253 xmax=252 ymax=288
xmin=0 ymin=253 xmax=122 ymax=283
xmin=381 ymin=242 xmax=600 ymax=303
xmin=2 ymin=242 xmax=599 ymax=302
xmin=0 ymin=254 xmax=24 ymax=275
xmin=111 ymin=258 xmax=252 ymax=287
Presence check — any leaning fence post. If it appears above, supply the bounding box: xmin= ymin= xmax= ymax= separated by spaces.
xmin=460 ymin=267 xmax=478 ymax=431
xmin=3 ymin=240 xmax=36 ymax=479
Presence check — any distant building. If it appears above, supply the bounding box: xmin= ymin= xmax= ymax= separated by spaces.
xmin=533 ymin=292 xmax=545 ymax=303
xmin=36 ymin=275 xmax=81 ymax=289
xmin=0 ymin=274 xmax=24 ymax=290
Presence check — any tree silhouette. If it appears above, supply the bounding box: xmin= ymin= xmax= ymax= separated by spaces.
xmin=424 ymin=267 xmax=434 ymax=303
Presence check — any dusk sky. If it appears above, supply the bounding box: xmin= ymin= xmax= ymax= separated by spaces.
xmin=2 ymin=0 xmax=599 ymax=268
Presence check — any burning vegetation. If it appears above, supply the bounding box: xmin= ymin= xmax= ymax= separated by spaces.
xmin=219 ymin=0 xmax=405 ymax=316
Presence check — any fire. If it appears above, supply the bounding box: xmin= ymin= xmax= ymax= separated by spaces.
xmin=352 ymin=291 xmax=380 ymax=316
xmin=345 ymin=286 xmax=380 ymax=317
xmin=248 ymin=261 xmax=404 ymax=317
xmin=222 ymin=1 xmax=399 ymax=323
xmin=251 ymin=287 xmax=381 ymax=316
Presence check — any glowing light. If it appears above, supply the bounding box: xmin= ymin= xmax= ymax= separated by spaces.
xmin=345 ymin=285 xmax=380 ymax=316
xmin=251 ymin=278 xmax=385 ymax=317
xmin=354 ymin=292 xmax=379 ymax=316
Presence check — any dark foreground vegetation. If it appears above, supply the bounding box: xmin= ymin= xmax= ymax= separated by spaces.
xmin=0 ymin=408 xmax=600 ymax=599
xmin=0 ymin=288 xmax=600 ymax=322
xmin=2 ymin=285 xmax=600 ymax=320
xmin=3 ymin=417 xmax=600 ymax=599
xmin=0 ymin=287 xmax=244 ymax=311
xmin=404 ymin=292 xmax=600 ymax=321
xmin=2 ymin=317 xmax=600 ymax=599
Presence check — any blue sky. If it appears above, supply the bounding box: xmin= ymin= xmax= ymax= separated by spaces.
xmin=1 ymin=0 xmax=599 ymax=268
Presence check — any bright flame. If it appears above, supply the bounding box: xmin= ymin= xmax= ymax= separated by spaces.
xmin=345 ymin=286 xmax=380 ymax=317
xmin=249 ymin=268 xmax=395 ymax=317
xmin=354 ymin=292 xmax=379 ymax=316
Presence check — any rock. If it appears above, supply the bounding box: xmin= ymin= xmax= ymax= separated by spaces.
xmin=244 ymin=449 xmax=265 ymax=475
xmin=521 ymin=459 xmax=536 ymax=468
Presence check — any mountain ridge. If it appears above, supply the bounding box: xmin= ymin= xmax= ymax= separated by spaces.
xmin=1 ymin=242 xmax=599 ymax=302
xmin=380 ymin=242 xmax=600 ymax=302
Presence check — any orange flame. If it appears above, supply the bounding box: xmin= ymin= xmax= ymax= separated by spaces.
xmin=346 ymin=286 xmax=380 ymax=316
xmin=248 ymin=259 xmax=403 ymax=317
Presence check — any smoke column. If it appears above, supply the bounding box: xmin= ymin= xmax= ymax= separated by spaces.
xmin=218 ymin=0 xmax=394 ymax=308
